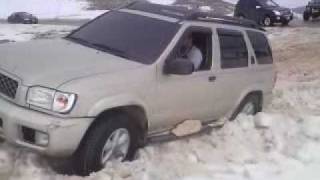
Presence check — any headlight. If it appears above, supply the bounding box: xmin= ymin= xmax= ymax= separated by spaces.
xmin=273 ymin=10 xmax=281 ymax=16
xmin=27 ymin=86 xmax=76 ymax=113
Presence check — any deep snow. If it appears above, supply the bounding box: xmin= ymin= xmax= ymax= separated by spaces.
xmin=0 ymin=22 xmax=320 ymax=180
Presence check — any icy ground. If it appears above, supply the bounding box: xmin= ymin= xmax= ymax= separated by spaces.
xmin=0 ymin=23 xmax=320 ymax=180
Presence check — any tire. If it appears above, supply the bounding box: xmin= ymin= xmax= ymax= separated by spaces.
xmin=303 ymin=11 xmax=311 ymax=21
xmin=282 ymin=20 xmax=289 ymax=26
xmin=238 ymin=14 xmax=245 ymax=19
xmin=74 ymin=113 xmax=139 ymax=176
xmin=230 ymin=95 xmax=261 ymax=121
xmin=262 ymin=16 xmax=273 ymax=26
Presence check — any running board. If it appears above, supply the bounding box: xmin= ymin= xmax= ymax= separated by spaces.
xmin=147 ymin=120 xmax=224 ymax=144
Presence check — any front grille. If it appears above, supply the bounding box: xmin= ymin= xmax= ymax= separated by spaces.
xmin=0 ymin=72 xmax=18 ymax=99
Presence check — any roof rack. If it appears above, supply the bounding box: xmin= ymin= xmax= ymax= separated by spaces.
xmin=186 ymin=12 xmax=265 ymax=31
xmin=123 ymin=1 xmax=265 ymax=31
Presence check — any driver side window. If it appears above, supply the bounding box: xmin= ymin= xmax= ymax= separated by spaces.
xmin=167 ymin=27 xmax=213 ymax=72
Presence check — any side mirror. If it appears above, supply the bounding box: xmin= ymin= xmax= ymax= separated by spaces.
xmin=256 ymin=5 xmax=261 ymax=9
xmin=164 ymin=58 xmax=194 ymax=75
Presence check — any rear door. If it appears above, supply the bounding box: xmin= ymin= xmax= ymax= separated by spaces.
xmin=211 ymin=27 xmax=254 ymax=118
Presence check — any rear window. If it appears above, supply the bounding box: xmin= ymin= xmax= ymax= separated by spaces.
xmin=217 ymin=28 xmax=249 ymax=69
xmin=247 ymin=30 xmax=273 ymax=64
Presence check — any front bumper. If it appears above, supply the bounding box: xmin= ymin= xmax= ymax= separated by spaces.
xmin=273 ymin=14 xmax=293 ymax=23
xmin=0 ymin=97 xmax=93 ymax=157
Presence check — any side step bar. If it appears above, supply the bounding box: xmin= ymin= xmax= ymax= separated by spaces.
xmin=147 ymin=120 xmax=224 ymax=144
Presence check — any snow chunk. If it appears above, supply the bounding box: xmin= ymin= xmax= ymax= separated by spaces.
xmin=172 ymin=120 xmax=202 ymax=137
xmin=254 ymin=113 xmax=273 ymax=129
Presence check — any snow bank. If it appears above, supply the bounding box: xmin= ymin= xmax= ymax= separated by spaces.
xmin=0 ymin=24 xmax=76 ymax=42
xmin=0 ymin=0 xmax=105 ymax=19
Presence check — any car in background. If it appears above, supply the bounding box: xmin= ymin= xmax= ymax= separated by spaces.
xmin=304 ymin=0 xmax=320 ymax=21
xmin=7 ymin=12 xmax=38 ymax=24
xmin=234 ymin=0 xmax=294 ymax=26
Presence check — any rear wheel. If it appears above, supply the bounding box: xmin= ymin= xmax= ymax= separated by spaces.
xmin=74 ymin=114 xmax=139 ymax=176
xmin=230 ymin=94 xmax=261 ymax=120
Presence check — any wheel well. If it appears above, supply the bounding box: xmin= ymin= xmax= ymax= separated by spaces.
xmin=245 ymin=91 xmax=263 ymax=112
xmin=77 ymin=105 xmax=148 ymax=153
xmin=230 ymin=91 xmax=263 ymax=121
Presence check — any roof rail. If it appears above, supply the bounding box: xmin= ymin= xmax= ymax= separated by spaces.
xmin=186 ymin=12 xmax=265 ymax=31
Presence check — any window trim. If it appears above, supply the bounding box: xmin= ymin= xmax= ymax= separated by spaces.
xmin=246 ymin=30 xmax=273 ymax=65
xmin=164 ymin=26 xmax=214 ymax=73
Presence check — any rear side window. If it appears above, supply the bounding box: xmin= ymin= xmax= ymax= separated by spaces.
xmin=247 ymin=30 xmax=273 ymax=64
xmin=217 ymin=28 xmax=248 ymax=69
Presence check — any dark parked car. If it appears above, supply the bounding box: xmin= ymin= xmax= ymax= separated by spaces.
xmin=7 ymin=12 xmax=38 ymax=24
xmin=304 ymin=0 xmax=320 ymax=21
xmin=234 ymin=0 xmax=293 ymax=26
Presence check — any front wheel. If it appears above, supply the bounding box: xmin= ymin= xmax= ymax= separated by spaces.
xmin=282 ymin=20 xmax=289 ymax=26
xmin=238 ymin=14 xmax=245 ymax=19
xmin=262 ymin=16 xmax=273 ymax=26
xmin=74 ymin=114 xmax=139 ymax=176
xmin=303 ymin=11 xmax=311 ymax=21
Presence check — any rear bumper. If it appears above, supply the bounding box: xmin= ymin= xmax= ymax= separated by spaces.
xmin=0 ymin=97 xmax=93 ymax=157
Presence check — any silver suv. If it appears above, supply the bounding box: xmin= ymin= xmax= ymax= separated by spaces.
xmin=0 ymin=2 xmax=275 ymax=175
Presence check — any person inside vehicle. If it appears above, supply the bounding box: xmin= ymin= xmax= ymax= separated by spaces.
xmin=180 ymin=34 xmax=203 ymax=70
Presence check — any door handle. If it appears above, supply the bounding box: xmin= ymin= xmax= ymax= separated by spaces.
xmin=208 ymin=76 xmax=216 ymax=82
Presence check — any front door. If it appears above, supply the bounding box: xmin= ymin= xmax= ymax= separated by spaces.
xmin=152 ymin=26 xmax=218 ymax=131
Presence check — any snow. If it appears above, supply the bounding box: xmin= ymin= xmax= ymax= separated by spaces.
xmin=0 ymin=21 xmax=320 ymax=180
xmin=0 ymin=0 xmax=105 ymax=19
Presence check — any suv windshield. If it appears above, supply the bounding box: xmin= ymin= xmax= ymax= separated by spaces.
xmin=66 ymin=11 xmax=180 ymax=65
xmin=258 ymin=0 xmax=279 ymax=7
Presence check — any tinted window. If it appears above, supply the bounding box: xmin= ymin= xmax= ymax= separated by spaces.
xmin=217 ymin=29 xmax=248 ymax=69
xmin=247 ymin=30 xmax=273 ymax=64
xmin=67 ymin=11 xmax=180 ymax=65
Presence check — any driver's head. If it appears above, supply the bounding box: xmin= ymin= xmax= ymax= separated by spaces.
xmin=184 ymin=34 xmax=193 ymax=50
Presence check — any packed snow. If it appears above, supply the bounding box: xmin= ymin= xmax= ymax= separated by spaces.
xmin=0 ymin=20 xmax=320 ymax=180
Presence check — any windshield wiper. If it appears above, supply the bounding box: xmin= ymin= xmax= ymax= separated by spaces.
xmin=92 ymin=43 xmax=131 ymax=59
xmin=66 ymin=36 xmax=94 ymax=47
